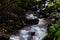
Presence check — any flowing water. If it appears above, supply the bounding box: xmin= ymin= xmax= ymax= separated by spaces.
xmin=9 ymin=0 xmax=49 ymax=40
xmin=10 ymin=18 xmax=47 ymax=40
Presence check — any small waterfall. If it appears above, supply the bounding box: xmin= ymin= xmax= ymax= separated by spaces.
xmin=10 ymin=18 xmax=47 ymax=40
xmin=9 ymin=0 xmax=49 ymax=40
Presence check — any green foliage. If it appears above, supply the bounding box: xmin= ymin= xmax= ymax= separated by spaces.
xmin=55 ymin=13 xmax=60 ymax=18
xmin=48 ymin=12 xmax=60 ymax=40
xmin=58 ymin=37 xmax=60 ymax=40
xmin=35 ymin=0 xmax=41 ymax=2
xmin=55 ymin=29 xmax=60 ymax=36
xmin=53 ymin=0 xmax=60 ymax=4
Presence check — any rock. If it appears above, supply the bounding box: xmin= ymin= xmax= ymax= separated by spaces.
xmin=24 ymin=19 xmax=39 ymax=25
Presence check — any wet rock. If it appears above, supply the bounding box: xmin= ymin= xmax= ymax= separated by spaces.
xmin=0 ymin=36 xmax=9 ymax=40
xmin=30 ymin=32 xmax=35 ymax=36
xmin=24 ymin=19 xmax=39 ymax=25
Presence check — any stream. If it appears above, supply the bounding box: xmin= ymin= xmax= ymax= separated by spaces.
xmin=9 ymin=0 xmax=49 ymax=40
xmin=10 ymin=14 xmax=48 ymax=40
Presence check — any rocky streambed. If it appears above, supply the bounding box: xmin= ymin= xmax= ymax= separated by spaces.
xmin=9 ymin=0 xmax=52 ymax=40
xmin=10 ymin=18 xmax=48 ymax=40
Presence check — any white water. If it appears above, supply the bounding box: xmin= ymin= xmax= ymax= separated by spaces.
xmin=10 ymin=18 xmax=47 ymax=40
xmin=10 ymin=3 xmax=49 ymax=40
